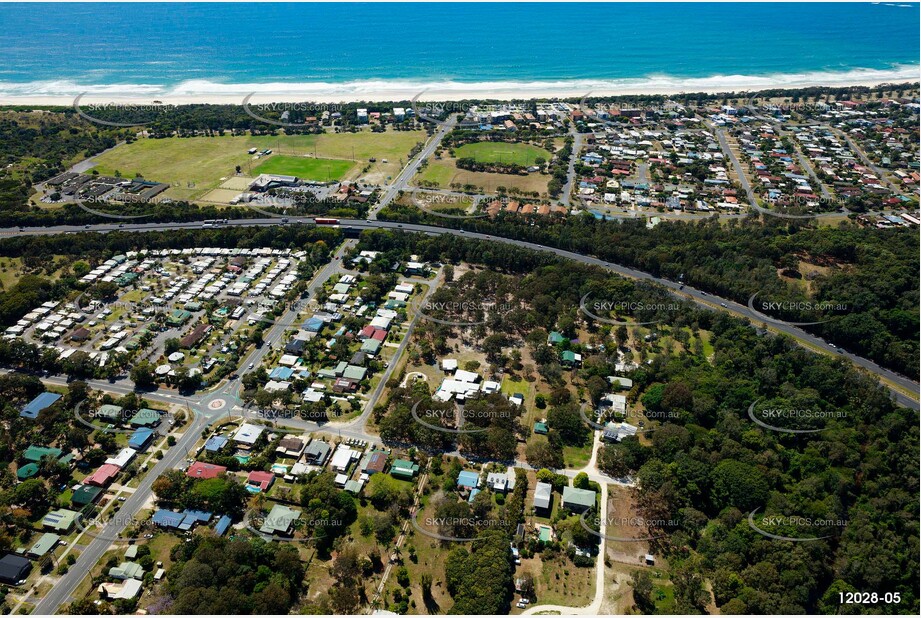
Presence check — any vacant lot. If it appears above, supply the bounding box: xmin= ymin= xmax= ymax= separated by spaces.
xmin=91 ymin=130 xmax=425 ymax=200
xmin=253 ymin=154 xmax=354 ymax=182
xmin=454 ymin=142 xmax=551 ymax=166
xmin=415 ymin=159 xmax=550 ymax=195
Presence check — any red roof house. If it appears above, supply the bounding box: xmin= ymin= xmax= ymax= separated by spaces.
xmin=85 ymin=463 xmax=120 ymax=487
xmin=246 ymin=470 xmax=274 ymax=492
xmin=186 ymin=462 xmax=227 ymax=480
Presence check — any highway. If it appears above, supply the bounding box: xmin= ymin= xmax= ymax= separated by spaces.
xmin=2 ymin=216 xmax=918 ymax=410
xmin=3 ymin=215 xmax=918 ymax=409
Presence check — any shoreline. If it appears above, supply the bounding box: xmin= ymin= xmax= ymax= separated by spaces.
xmin=0 ymin=67 xmax=918 ymax=106
xmin=0 ymin=80 xmax=914 ymax=107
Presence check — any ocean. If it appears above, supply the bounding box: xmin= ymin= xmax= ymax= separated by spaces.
xmin=0 ymin=2 xmax=918 ymax=99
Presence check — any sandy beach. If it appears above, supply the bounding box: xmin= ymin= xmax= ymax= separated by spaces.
xmin=1 ymin=66 xmax=918 ymax=106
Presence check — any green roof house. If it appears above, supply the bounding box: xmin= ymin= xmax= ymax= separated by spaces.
xmin=390 ymin=459 xmax=419 ymax=480
xmin=96 ymin=404 xmax=123 ymax=422
xmin=562 ymin=486 xmax=597 ymax=513
xmin=167 ymin=309 xmax=192 ymax=326
xmin=22 ymin=445 xmax=63 ymax=463
xmin=533 ymin=422 xmax=549 ymax=435
xmin=259 ymin=504 xmax=302 ymax=535
xmin=548 ymin=331 xmax=566 ymax=345
xmin=109 ymin=561 xmax=144 ymax=580
xmin=71 ymin=485 xmax=103 ymax=506
xmin=560 ymin=350 xmax=582 ymax=367
xmin=360 ymin=339 xmax=382 ymax=355
xmin=43 ymin=509 xmax=79 ymax=532
xmin=27 ymin=533 xmax=60 ymax=558
xmin=16 ymin=463 xmax=39 ymax=480
xmin=129 ymin=408 xmax=161 ymax=427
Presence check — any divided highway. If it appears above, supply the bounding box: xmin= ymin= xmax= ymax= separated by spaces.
xmin=2 ymin=217 xmax=918 ymax=410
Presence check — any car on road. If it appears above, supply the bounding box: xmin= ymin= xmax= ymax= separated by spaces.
xmin=720 ymin=302 xmax=727 ymax=308
xmin=248 ymin=362 xmax=255 ymax=369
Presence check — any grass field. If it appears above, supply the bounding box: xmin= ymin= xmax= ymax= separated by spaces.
xmin=253 ymin=155 xmax=354 ymax=182
xmin=91 ymin=129 xmax=425 ymax=201
xmin=454 ymin=142 xmax=551 ymax=166
xmin=415 ymin=159 xmax=550 ymax=195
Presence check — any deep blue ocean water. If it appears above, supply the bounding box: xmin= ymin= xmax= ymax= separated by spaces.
xmin=0 ymin=2 xmax=917 ymax=97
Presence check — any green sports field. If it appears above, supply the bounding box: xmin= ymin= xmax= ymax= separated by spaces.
xmin=454 ymin=142 xmax=551 ymax=166
xmin=253 ymin=155 xmax=354 ymax=182
xmin=90 ymin=129 xmax=424 ymax=201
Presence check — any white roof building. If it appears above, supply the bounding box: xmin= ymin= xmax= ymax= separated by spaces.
xmin=330 ymin=445 xmax=358 ymax=472
xmin=454 ymin=369 xmax=480 ymax=383
xmin=233 ymin=423 xmax=265 ymax=446
xmin=105 ymin=448 xmax=137 ymax=469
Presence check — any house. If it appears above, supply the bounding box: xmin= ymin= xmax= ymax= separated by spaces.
xmin=547 ymin=331 xmax=566 ymax=345
xmin=561 ymin=350 xmax=582 ymax=367
xmin=304 ymin=439 xmax=331 ymax=466
xmin=344 ymin=479 xmax=364 ymax=494
xmin=562 ymin=486 xmax=597 ymax=513
xmin=214 ymin=515 xmax=232 ymax=536
xmin=128 ymin=427 xmax=155 ymax=451
xmin=533 ymin=421 xmax=549 ymax=435
xmin=603 ymin=421 xmax=638 ymax=442
xmin=342 ymin=365 xmax=367 ymax=381
xmin=16 ymin=463 xmax=39 ymax=481
xmin=22 ymin=445 xmax=63 ymax=463
xmin=43 ymin=508 xmax=79 ymax=532
xmin=276 ymin=436 xmax=306 ymax=458
xmin=130 ymin=408 xmax=162 ymax=427
xmin=20 ymin=392 xmax=62 ymax=419
xmin=247 ymin=470 xmax=274 ymax=492
xmin=260 ymin=504 xmax=302 ymax=535
xmin=284 ymin=337 xmax=307 ymax=355
xmin=167 ymin=309 xmax=192 ymax=327
xmin=0 ymin=553 xmax=32 ymax=585
xmin=85 ymin=463 xmax=120 ymax=487
xmin=109 ymin=561 xmax=144 ymax=580
xmin=185 ymin=462 xmax=227 ymax=480
xmin=233 ymin=423 xmax=265 ymax=448
xmin=405 ymin=261 xmax=429 ymax=275
xmin=204 ymin=435 xmax=229 ymax=452
xmin=71 ymin=484 xmax=103 ymax=507
xmin=151 ymin=509 xmax=212 ymax=531
xmin=486 ymin=469 xmax=517 ymax=493
xmin=27 ymin=532 xmax=60 ymax=558
xmin=457 ymin=470 xmax=481 ymax=489
xmin=533 ymin=482 xmax=553 ymax=512
xmin=180 ymin=323 xmax=212 ymax=349
xmin=332 ymin=377 xmax=358 ymax=393
xmin=331 ymin=445 xmax=358 ymax=473
xmin=360 ymin=450 xmax=388 ymax=475
xmin=69 ymin=326 xmax=90 ymax=342
xmin=105 ymin=447 xmax=137 ymax=469
xmin=98 ymin=578 xmax=142 ymax=600
xmin=95 ymin=404 xmax=123 ymax=422
xmin=390 ymin=458 xmax=419 ymax=480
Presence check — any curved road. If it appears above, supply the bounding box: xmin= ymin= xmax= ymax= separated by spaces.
xmin=2 ymin=217 xmax=917 ymax=409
